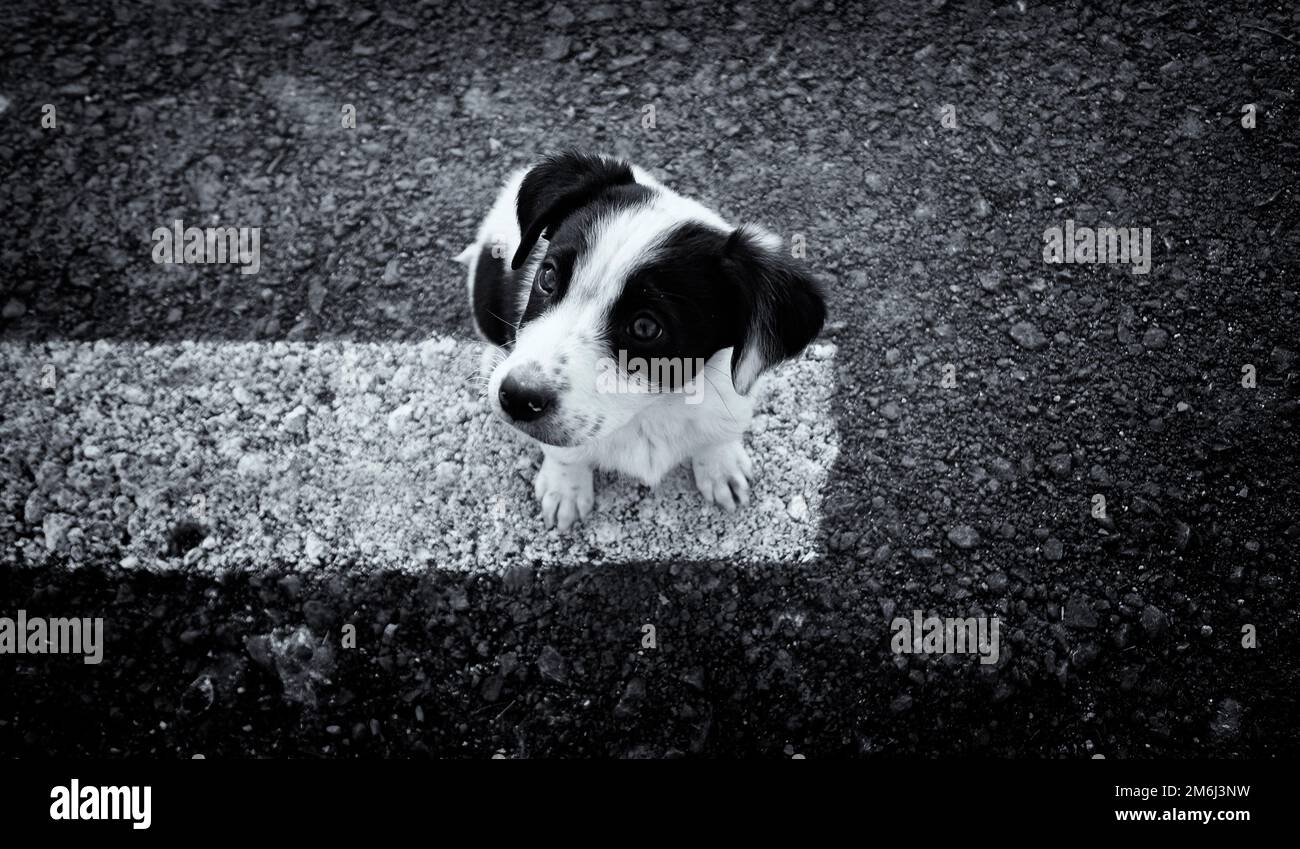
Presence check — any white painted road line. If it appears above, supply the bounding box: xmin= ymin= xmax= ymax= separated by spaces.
xmin=0 ymin=339 xmax=838 ymax=572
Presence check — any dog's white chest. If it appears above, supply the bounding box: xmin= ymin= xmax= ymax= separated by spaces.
xmin=588 ymin=394 xmax=752 ymax=486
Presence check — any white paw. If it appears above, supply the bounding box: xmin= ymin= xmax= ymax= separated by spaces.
xmin=533 ymin=456 xmax=594 ymax=531
xmin=692 ymin=441 xmax=754 ymax=512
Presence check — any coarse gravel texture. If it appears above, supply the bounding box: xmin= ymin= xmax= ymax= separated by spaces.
xmin=2 ymin=0 xmax=1299 ymax=757
xmin=0 ymin=339 xmax=837 ymax=571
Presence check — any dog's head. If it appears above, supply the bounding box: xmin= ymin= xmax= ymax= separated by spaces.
xmin=488 ymin=152 xmax=825 ymax=447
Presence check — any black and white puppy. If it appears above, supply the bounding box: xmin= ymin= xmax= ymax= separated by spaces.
xmin=455 ymin=152 xmax=825 ymax=530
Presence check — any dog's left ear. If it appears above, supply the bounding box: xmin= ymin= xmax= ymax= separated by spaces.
xmin=723 ymin=225 xmax=827 ymax=395
xmin=512 ymin=152 xmax=636 ymax=269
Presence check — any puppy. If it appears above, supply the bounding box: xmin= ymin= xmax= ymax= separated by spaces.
xmin=455 ymin=152 xmax=825 ymax=530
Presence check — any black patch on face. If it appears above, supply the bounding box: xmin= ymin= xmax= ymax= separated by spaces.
xmin=517 ymin=183 xmax=656 ymax=327
xmin=471 ymin=245 xmax=519 ymax=346
xmin=602 ymin=222 xmax=826 ymax=393
xmin=512 ymin=152 xmax=638 ymax=270
xmin=605 ymin=223 xmax=745 ymax=390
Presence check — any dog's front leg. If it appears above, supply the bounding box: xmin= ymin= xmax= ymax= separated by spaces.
xmin=534 ymin=449 xmax=595 ymax=531
xmin=691 ymin=439 xmax=753 ymax=512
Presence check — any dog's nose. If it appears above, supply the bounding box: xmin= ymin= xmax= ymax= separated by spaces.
xmin=498 ymin=373 xmax=555 ymax=423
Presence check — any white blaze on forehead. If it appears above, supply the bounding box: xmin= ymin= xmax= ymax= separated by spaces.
xmin=568 ymin=206 xmax=670 ymax=306
xmin=568 ymin=184 xmax=731 ymax=307
xmin=0 ymin=338 xmax=838 ymax=572
xmin=509 ymin=295 xmax=606 ymax=370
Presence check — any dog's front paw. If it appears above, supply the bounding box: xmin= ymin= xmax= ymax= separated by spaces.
xmin=534 ymin=456 xmax=594 ymax=531
xmin=692 ymin=440 xmax=753 ymax=512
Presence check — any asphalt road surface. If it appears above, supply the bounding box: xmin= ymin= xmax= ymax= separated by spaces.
xmin=1 ymin=0 xmax=1298 ymax=757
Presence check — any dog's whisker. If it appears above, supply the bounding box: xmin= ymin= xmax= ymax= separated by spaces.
xmin=700 ymin=371 xmax=740 ymax=425
xmin=480 ymin=307 xmax=523 ymax=345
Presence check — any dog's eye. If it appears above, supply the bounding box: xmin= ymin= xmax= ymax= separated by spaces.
xmin=536 ymin=264 xmax=557 ymax=295
xmin=628 ymin=314 xmax=662 ymax=342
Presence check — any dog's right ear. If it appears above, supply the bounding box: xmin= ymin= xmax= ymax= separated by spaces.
xmin=512 ymin=152 xmax=636 ymax=269
xmin=723 ymin=225 xmax=826 ymax=395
